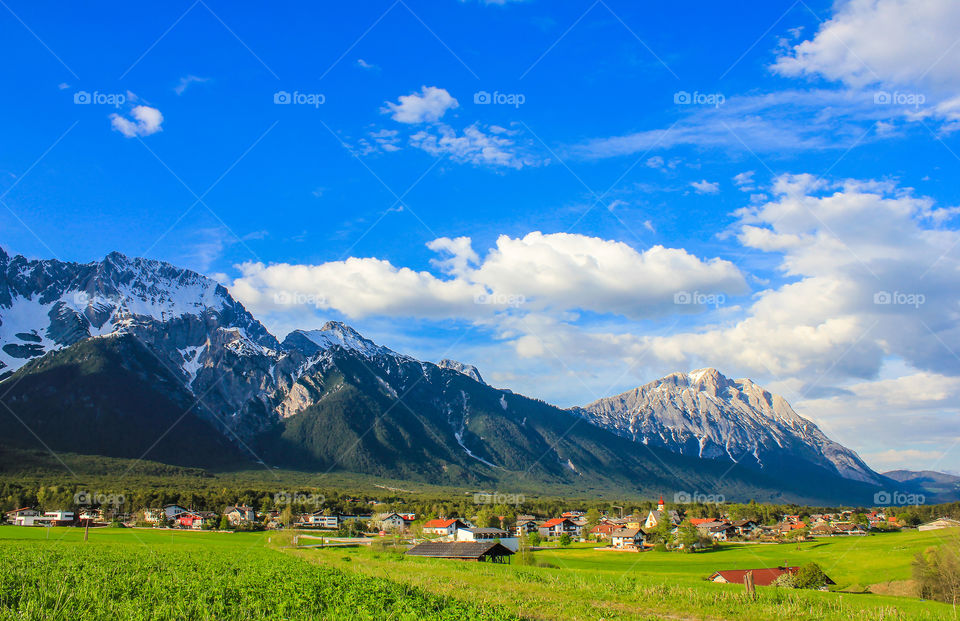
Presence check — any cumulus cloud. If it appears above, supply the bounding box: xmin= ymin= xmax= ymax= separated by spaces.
xmin=229 ymin=232 xmax=747 ymax=322
xmin=773 ymin=0 xmax=960 ymax=92
xmin=382 ymin=86 xmax=458 ymax=123
xmin=110 ymin=105 xmax=164 ymax=137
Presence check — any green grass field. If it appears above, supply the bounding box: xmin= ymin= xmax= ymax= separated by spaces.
xmin=0 ymin=525 xmax=956 ymax=620
xmin=0 ymin=526 xmax=516 ymax=620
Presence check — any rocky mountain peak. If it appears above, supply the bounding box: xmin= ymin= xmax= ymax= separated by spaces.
xmin=438 ymin=358 xmax=485 ymax=384
xmin=578 ymin=368 xmax=883 ymax=485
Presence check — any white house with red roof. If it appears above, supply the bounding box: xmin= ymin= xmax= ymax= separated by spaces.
xmin=538 ymin=517 xmax=581 ymax=538
xmin=422 ymin=517 xmax=468 ymax=536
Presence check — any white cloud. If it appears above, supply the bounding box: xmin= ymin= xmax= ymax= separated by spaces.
xmin=229 ymin=232 xmax=747 ymax=322
xmin=573 ymin=90 xmax=884 ymax=158
xmin=382 ymin=86 xmax=458 ymax=124
xmin=773 ymin=0 xmax=960 ymax=92
xmin=110 ymin=105 xmax=164 ymax=138
xmin=57 ymin=82 xmax=69 ymax=90
xmin=733 ymin=171 xmax=756 ymax=191
xmin=175 ymin=75 xmax=209 ymax=95
xmin=409 ymin=123 xmax=540 ymax=169
xmin=690 ymin=179 xmax=719 ymax=194
xmin=356 ymin=59 xmax=377 ymax=70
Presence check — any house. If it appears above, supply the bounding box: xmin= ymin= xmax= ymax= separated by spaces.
xmin=730 ymin=519 xmax=759 ymax=537
xmin=36 ymin=511 xmax=75 ymax=526
xmin=834 ymin=523 xmax=867 ymax=536
xmin=405 ymin=541 xmax=514 ymax=563
xmin=514 ymin=518 xmax=540 ymax=538
xmin=538 ymin=517 xmax=580 ymax=538
xmin=144 ymin=505 xmax=190 ymax=524
xmin=689 ymin=518 xmax=718 ymax=527
xmin=423 ymin=518 xmax=468 ymax=537
xmin=300 ymin=512 xmax=340 ymax=529
xmin=810 ymin=523 xmax=837 ymax=537
xmin=5 ymin=507 xmax=40 ymax=526
xmin=224 ymin=505 xmax=256 ymax=526
xmin=918 ymin=517 xmax=960 ymax=531
xmin=709 ymin=566 xmax=834 ymax=588
xmin=610 ymin=527 xmax=645 ymax=549
xmin=456 ymin=527 xmax=518 ymax=552
xmin=372 ymin=512 xmax=410 ymax=532
xmin=706 ymin=524 xmax=736 ymax=541
xmin=783 ymin=514 xmax=802 ymax=524
xmin=589 ymin=523 xmax=618 ymax=540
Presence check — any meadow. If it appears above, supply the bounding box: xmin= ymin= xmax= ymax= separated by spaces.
xmin=291 ymin=529 xmax=958 ymax=620
xmin=0 ymin=525 xmax=955 ymax=620
xmin=0 ymin=526 xmax=516 ymax=620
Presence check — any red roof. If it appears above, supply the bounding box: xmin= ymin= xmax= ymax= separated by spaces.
xmin=689 ymin=518 xmax=717 ymax=526
xmin=711 ymin=567 xmax=799 ymax=587
xmin=542 ymin=518 xmax=569 ymax=528
xmin=423 ymin=518 xmax=459 ymax=529
xmin=590 ymin=523 xmax=617 ymax=533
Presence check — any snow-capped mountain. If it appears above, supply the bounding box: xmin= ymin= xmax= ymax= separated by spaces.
xmin=576 ymin=368 xmax=883 ymax=485
xmin=0 ymin=249 xmax=893 ymax=502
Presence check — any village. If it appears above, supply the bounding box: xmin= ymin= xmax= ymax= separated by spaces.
xmin=6 ymin=495 xmax=959 ymax=588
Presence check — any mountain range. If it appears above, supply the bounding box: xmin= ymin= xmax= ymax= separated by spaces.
xmin=0 ymin=249 xmax=949 ymax=504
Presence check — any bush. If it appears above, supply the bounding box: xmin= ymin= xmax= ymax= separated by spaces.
xmin=913 ymin=540 xmax=960 ymax=604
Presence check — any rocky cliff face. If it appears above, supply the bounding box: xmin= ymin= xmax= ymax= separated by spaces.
xmin=576 ymin=368 xmax=883 ymax=484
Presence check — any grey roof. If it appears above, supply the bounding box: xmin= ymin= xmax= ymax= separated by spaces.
xmin=465 ymin=527 xmax=508 ymax=535
xmin=405 ymin=541 xmax=514 ymax=559
xmin=611 ymin=528 xmax=643 ymax=537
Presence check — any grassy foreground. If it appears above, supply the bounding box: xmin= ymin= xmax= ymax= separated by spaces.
xmin=0 ymin=526 xmax=955 ymax=620
xmin=0 ymin=526 xmax=516 ymax=620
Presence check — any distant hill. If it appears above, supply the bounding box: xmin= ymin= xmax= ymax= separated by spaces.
xmin=883 ymin=470 xmax=960 ymax=503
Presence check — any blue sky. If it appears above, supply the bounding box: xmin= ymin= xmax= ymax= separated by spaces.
xmin=3 ymin=0 xmax=960 ymax=473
